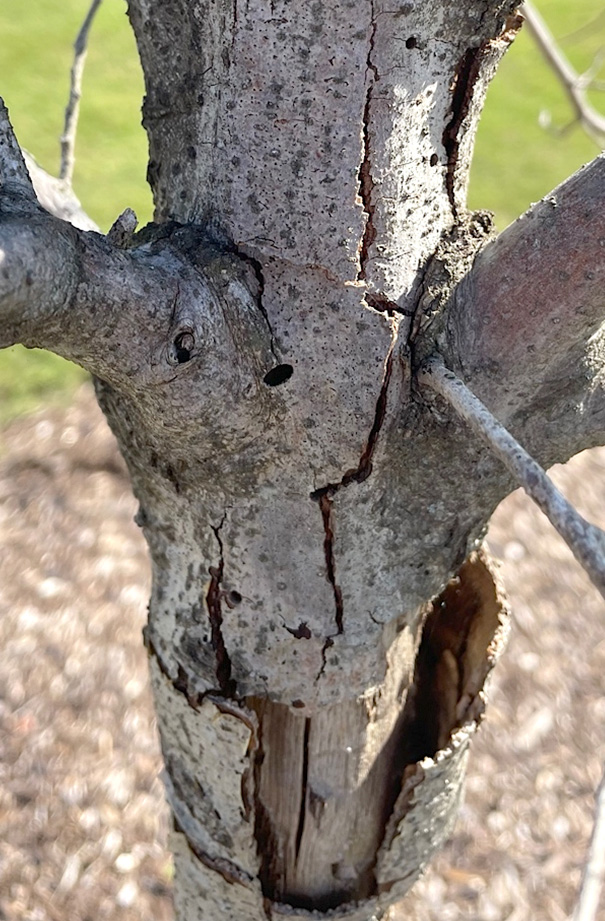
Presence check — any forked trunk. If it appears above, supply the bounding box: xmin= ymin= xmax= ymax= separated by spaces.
xmin=2 ymin=1 xmax=605 ymax=918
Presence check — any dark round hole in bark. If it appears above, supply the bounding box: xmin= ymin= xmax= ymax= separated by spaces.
xmin=264 ymin=364 xmax=294 ymax=386
xmin=430 ymin=153 xmax=439 ymax=166
xmin=174 ymin=331 xmax=195 ymax=364
xmin=229 ymin=590 xmax=242 ymax=605
xmin=406 ymin=36 xmax=417 ymax=48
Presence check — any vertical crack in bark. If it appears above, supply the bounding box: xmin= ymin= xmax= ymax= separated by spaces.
xmin=318 ymin=494 xmax=344 ymax=634
xmin=442 ymin=43 xmax=487 ymax=215
xmin=206 ymin=517 xmax=237 ymax=696
xmin=310 ymin=333 xmax=396 ymax=648
xmin=356 ymin=4 xmax=379 ymax=282
xmin=311 ymin=338 xmax=395 ymax=502
xmin=294 ymin=718 xmax=311 ymax=860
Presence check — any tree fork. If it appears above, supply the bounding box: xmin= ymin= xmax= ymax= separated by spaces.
xmin=2 ymin=1 xmax=605 ymax=918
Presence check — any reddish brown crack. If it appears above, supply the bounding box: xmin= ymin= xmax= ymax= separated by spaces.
xmin=311 ymin=341 xmax=395 ymax=502
xmin=356 ymin=8 xmax=379 ymax=282
xmin=206 ymin=521 xmax=237 ymax=697
xmin=365 ymin=291 xmax=415 ymax=318
xmin=310 ymin=338 xmax=395 ymax=642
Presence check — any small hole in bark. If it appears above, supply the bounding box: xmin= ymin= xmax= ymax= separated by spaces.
xmin=264 ymin=364 xmax=294 ymax=386
xmin=174 ymin=331 xmax=195 ymax=364
xmin=430 ymin=153 xmax=439 ymax=166
xmin=228 ymin=590 xmax=242 ymax=606
xmin=406 ymin=36 xmax=417 ymax=48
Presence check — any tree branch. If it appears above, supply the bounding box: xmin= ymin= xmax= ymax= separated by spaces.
xmin=418 ymin=358 xmax=605 ymax=600
xmin=60 ymin=0 xmax=103 ymax=185
xmin=445 ymin=155 xmax=605 ymax=460
xmin=521 ymin=1 xmax=605 ymax=147
xmin=0 ymin=100 xmax=36 ymax=197
xmin=23 ymin=151 xmax=99 ymax=230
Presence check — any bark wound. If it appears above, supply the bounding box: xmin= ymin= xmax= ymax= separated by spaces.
xmin=206 ymin=520 xmax=237 ymax=696
xmin=442 ymin=44 xmax=487 ymax=215
xmin=397 ymin=551 xmax=508 ymax=764
xmin=357 ymin=7 xmax=379 ymax=282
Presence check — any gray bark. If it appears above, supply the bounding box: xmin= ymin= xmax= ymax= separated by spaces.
xmin=1 ymin=2 xmax=604 ymax=918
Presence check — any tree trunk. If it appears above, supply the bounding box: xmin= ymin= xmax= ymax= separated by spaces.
xmin=1 ymin=2 xmax=604 ymax=918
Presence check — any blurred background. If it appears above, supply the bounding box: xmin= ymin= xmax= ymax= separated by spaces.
xmin=0 ymin=2 xmax=604 ymax=920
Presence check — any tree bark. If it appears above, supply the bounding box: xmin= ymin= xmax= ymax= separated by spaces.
xmin=1 ymin=2 xmax=605 ymax=918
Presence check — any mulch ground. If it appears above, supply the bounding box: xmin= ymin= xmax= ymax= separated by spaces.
xmin=1 ymin=385 xmax=604 ymax=921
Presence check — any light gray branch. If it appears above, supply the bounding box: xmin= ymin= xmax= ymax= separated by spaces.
xmin=418 ymin=358 xmax=605 ymax=601
xmin=23 ymin=151 xmax=99 ymax=231
xmin=60 ymin=0 xmax=103 ymax=185
xmin=521 ymin=1 xmax=605 ymax=146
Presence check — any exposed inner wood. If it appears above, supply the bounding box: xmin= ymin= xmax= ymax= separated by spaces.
xmin=247 ymin=551 xmax=507 ymax=910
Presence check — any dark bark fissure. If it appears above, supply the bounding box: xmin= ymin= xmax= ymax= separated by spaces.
xmin=144 ymin=631 xmax=203 ymax=710
xmin=310 ymin=337 xmax=396 ymax=505
xmin=206 ymin=518 xmax=237 ymax=697
xmin=294 ymin=718 xmax=311 ymax=860
xmin=365 ymin=291 xmax=415 ymax=318
xmin=311 ymin=339 xmax=396 ymax=661
xmin=356 ymin=5 xmax=378 ymax=282
xmin=318 ymin=494 xmax=344 ymax=633
xmin=236 ymin=248 xmax=279 ymax=362
xmin=441 ymin=43 xmax=488 ymax=215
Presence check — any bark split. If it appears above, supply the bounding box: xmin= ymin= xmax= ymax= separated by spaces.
xmin=2 ymin=2 xmax=605 ymax=916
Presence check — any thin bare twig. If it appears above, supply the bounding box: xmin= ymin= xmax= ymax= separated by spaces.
xmin=573 ymin=769 xmax=605 ymax=921
xmin=60 ymin=0 xmax=103 ymax=185
xmin=521 ymin=1 xmax=605 ymax=147
xmin=418 ymin=358 xmax=605 ymax=602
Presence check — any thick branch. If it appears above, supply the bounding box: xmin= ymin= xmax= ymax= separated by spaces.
xmin=446 ymin=155 xmax=605 ymax=455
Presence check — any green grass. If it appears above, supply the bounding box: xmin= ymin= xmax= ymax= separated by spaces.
xmin=0 ymin=1 xmax=603 ymax=422
xmin=469 ymin=1 xmax=605 ymax=228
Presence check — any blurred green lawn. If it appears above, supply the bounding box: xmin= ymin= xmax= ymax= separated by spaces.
xmin=0 ymin=0 xmax=603 ymax=422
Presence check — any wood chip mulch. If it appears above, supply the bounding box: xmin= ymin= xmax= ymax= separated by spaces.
xmin=1 ymin=385 xmax=604 ymax=921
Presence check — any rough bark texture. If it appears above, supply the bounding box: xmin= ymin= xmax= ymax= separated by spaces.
xmin=1 ymin=1 xmax=605 ymax=918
